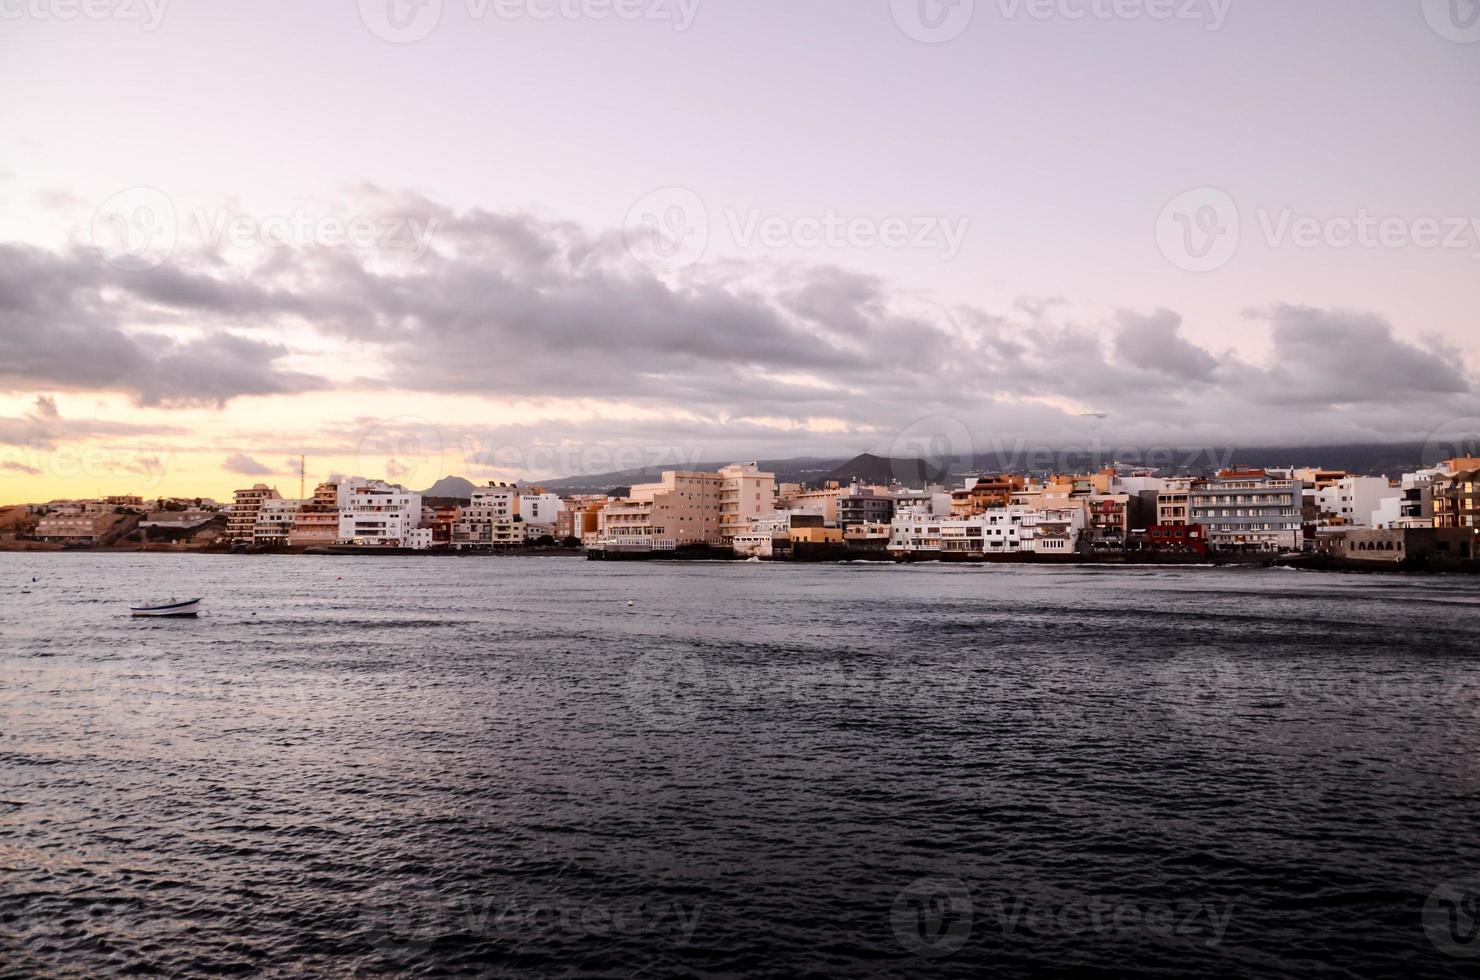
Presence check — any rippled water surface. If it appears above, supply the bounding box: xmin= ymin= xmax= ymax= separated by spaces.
xmin=3 ymin=554 xmax=1480 ymax=977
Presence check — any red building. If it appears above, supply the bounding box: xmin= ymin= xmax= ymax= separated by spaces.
xmin=1142 ymin=523 xmax=1210 ymax=556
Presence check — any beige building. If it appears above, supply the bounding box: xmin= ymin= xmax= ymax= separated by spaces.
xmin=289 ymin=482 xmax=341 ymax=547
xmin=228 ymin=484 xmax=281 ymax=542
xmin=34 ymin=512 xmax=121 ymax=544
xmin=595 ymin=462 xmax=776 ymax=550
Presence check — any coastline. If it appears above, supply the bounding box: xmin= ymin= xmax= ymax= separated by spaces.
xmin=4 ymin=543 xmax=1475 ymax=574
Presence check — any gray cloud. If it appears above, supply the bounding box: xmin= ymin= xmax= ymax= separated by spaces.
xmin=223 ymin=453 xmax=275 ymax=476
xmin=0 ymin=244 xmax=331 ymax=406
xmin=1114 ymin=309 xmax=1220 ymax=383
xmin=2 ymin=197 xmax=1476 ymax=459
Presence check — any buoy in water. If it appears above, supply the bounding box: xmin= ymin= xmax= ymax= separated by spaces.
xmin=627 ymin=600 xmax=635 ymax=607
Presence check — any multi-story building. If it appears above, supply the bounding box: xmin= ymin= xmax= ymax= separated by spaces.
xmin=890 ymin=489 xmax=954 ymax=517
xmin=1086 ymin=493 xmax=1134 ymax=551
xmin=555 ymin=496 xmax=606 ymax=542
xmin=1156 ymin=479 xmax=1196 ymax=526
xmin=718 ymin=462 xmax=777 ymax=542
xmin=451 ymin=484 xmax=522 ymax=550
xmin=337 ymin=481 xmax=423 ymax=547
xmin=592 ymin=462 xmax=776 ymax=550
xmin=517 ymin=491 xmax=564 ymax=533
xmin=33 ymin=512 xmax=123 ymax=544
xmin=288 ymin=482 xmax=341 ymax=548
xmin=227 ymin=484 xmax=281 ymax=542
xmin=1189 ymin=470 xmax=1303 ymax=552
xmin=836 ymin=484 xmax=895 ymax=528
xmin=1434 ymin=468 xmax=1480 ymax=529
xmin=252 ymin=498 xmax=302 ymax=548
xmin=1314 ymin=476 xmax=1401 ymax=527
xmin=888 ymin=506 xmax=1085 ymax=558
xmin=950 ymin=475 xmax=1026 ymax=517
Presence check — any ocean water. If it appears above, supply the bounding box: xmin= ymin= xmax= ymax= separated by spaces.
xmin=2 ymin=553 xmax=1479 ymax=978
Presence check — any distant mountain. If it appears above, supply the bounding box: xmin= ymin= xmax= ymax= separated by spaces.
xmin=419 ymin=476 xmax=478 ymax=500
xmin=467 ymin=441 xmax=1450 ymax=499
xmin=536 ymin=456 xmax=844 ymax=494
xmin=823 ymin=453 xmax=949 ymax=487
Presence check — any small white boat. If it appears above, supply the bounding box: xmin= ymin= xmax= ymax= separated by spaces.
xmin=129 ymin=597 xmax=202 ymax=618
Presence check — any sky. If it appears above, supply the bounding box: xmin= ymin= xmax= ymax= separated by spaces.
xmin=2 ymin=0 xmax=1478 ymax=501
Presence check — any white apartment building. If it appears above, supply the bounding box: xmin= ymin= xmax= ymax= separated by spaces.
xmin=888 ymin=506 xmax=1086 ymax=557
xmin=1314 ymin=476 xmax=1401 ymax=527
xmin=337 ymin=481 xmax=423 ymax=547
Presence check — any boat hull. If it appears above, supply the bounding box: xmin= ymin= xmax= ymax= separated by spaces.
xmin=130 ymin=598 xmax=202 ymax=617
